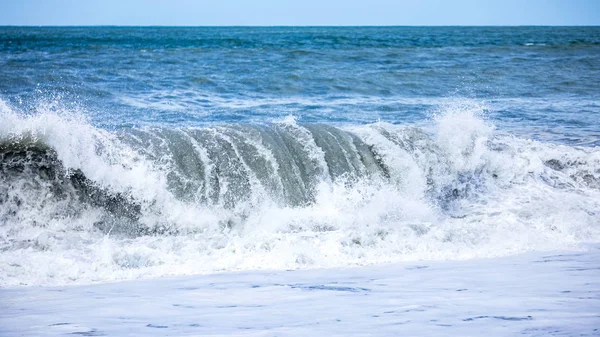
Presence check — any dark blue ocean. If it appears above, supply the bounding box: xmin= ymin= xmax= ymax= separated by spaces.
xmin=1 ymin=27 xmax=599 ymax=287
xmin=2 ymin=27 xmax=599 ymax=143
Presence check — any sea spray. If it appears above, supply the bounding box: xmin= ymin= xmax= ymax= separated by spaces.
xmin=1 ymin=100 xmax=599 ymax=286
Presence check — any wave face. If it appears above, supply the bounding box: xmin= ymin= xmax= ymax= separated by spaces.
xmin=1 ymin=102 xmax=600 ymax=286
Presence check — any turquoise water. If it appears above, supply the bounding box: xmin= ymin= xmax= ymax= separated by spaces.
xmin=1 ymin=27 xmax=599 ymax=144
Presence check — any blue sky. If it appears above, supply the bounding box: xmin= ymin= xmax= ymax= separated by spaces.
xmin=1 ymin=0 xmax=599 ymax=26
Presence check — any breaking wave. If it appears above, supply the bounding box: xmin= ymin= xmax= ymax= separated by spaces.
xmin=1 ymin=100 xmax=599 ymax=286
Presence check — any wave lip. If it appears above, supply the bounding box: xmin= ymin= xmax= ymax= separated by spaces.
xmin=1 ymin=101 xmax=599 ymax=286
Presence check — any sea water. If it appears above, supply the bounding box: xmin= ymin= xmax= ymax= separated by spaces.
xmin=0 ymin=27 xmax=599 ymax=336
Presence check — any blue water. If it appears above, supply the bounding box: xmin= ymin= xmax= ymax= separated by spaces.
xmin=1 ymin=26 xmax=599 ymax=144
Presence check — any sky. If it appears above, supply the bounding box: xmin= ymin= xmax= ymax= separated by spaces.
xmin=0 ymin=0 xmax=599 ymax=26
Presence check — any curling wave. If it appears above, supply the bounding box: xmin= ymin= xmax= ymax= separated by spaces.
xmin=1 ymin=101 xmax=599 ymax=286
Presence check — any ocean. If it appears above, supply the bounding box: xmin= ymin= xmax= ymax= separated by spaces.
xmin=1 ymin=27 xmax=599 ymax=336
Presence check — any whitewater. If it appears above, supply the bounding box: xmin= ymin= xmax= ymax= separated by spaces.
xmin=1 ymin=98 xmax=599 ymax=288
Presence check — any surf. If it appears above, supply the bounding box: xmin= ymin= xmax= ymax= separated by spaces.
xmin=1 ymin=100 xmax=599 ymax=286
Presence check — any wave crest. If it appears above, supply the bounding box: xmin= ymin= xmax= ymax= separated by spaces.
xmin=1 ymin=101 xmax=599 ymax=286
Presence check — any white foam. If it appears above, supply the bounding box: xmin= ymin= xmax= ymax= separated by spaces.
xmin=3 ymin=247 xmax=599 ymax=336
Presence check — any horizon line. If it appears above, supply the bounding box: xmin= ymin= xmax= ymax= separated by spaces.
xmin=1 ymin=24 xmax=599 ymax=28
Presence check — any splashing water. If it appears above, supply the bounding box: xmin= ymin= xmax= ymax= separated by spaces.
xmin=0 ymin=99 xmax=599 ymax=286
